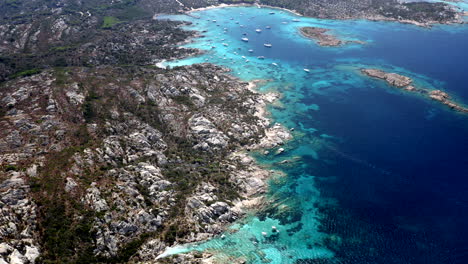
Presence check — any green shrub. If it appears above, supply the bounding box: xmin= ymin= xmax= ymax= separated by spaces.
xmin=10 ymin=68 xmax=41 ymax=79
xmin=101 ymin=16 xmax=120 ymax=29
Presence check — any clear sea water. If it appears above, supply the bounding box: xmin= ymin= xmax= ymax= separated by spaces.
xmin=158 ymin=5 xmax=468 ymax=264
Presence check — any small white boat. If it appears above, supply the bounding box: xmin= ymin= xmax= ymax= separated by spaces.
xmin=264 ymin=43 xmax=272 ymax=48
xmin=212 ymin=20 xmax=217 ymax=22
xmin=242 ymin=56 xmax=246 ymax=59
xmin=304 ymin=69 xmax=310 ymax=73
xmin=292 ymin=19 xmax=300 ymax=22
xmin=248 ymin=49 xmax=254 ymax=53
xmin=256 ymin=29 xmax=262 ymax=33
xmin=282 ymin=22 xmax=288 ymax=24
xmin=257 ymin=56 xmax=265 ymax=59
xmin=223 ymin=43 xmax=229 ymax=46
xmin=241 ymin=37 xmax=249 ymax=42
xmin=272 ymin=63 xmax=278 ymax=66
xmin=266 ymin=26 xmax=271 ymax=29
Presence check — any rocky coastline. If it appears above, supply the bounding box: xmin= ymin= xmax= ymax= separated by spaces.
xmin=0 ymin=62 xmax=291 ymax=264
xmin=361 ymin=68 xmax=468 ymax=113
xmin=149 ymin=80 xmax=293 ymax=264
xmin=182 ymin=1 xmax=463 ymax=28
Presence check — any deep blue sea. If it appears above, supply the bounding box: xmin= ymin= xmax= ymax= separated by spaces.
xmin=159 ymin=5 xmax=468 ymax=264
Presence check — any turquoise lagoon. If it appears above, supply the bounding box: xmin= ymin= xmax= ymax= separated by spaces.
xmin=159 ymin=5 xmax=468 ymax=264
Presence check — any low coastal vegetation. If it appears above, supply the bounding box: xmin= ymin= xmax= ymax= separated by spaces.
xmin=260 ymin=0 xmax=459 ymax=24
xmin=101 ymin=16 xmax=121 ymax=28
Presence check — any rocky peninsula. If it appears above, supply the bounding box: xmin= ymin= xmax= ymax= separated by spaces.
xmin=300 ymin=27 xmax=365 ymax=47
xmin=361 ymin=68 xmax=468 ymax=113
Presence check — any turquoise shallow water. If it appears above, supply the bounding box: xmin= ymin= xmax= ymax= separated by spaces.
xmin=159 ymin=6 xmax=468 ymax=264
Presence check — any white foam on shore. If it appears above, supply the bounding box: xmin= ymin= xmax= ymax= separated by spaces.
xmin=155 ymin=245 xmax=192 ymax=259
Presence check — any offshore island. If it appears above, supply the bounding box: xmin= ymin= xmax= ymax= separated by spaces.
xmin=361 ymin=68 xmax=468 ymax=113
xmin=299 ymin=27 xmax=366 ymax=47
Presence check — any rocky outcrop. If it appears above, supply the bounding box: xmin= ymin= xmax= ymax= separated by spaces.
xmin=300 ymin=27 xmax=365 ymax=47
xmin=254 ymin=123 xmax=292 ymax=149
xmin=188 ymin=115 xmax=229 ymax=151
xmin=361 ymin=69 xmax=413 ymax=87
xmin=429 ymin=90 xmax=468 ymax=113
xmin=0 ymin=173 xmax=40 ymax=264
xmin=300 ymin=27 xmax=343 ymax=46
xmin=361 ymin=68 xmax=468 ymax=113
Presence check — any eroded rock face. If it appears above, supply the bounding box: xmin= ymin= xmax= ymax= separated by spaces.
xmin=254 ymin=123 xmax=292 ymax=149
xmin=189 ymin=114 xmax=229 ymax=151
xmin=0 ymin=173 xmax=40 ymax=264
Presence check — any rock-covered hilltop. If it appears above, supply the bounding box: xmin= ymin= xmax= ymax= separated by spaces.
xmin=0 ymin=64 xmax=290 ymax=263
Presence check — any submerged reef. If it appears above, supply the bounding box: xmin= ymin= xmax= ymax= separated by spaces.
xmin=361 ymin=68 xmax=468 ymax=113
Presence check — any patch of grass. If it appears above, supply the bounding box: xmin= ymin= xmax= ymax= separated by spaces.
xmin=53 ymin=67 xmax=71 ymax=86
xmin=50 ymin=46 xmax=74 ymax=52
xmin=83 ymin=90 xmax=101 ymax=122
xmin=40 ymin=202 xmax=95 ymax=264
xmin=10 ymin=68 xmax=41 ymax=79
xmin=101 ymin=16 xmax=121 ymax=29
xmin=172 ymin=95 xmax=195 ymax=108
xmin=5 ymin=0 xmax=20 ymax=8
xmin=4 ymin=164 xmax=18 ymax=172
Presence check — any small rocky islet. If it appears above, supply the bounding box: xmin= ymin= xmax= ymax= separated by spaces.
xmin=361 ymin=68 xmax=468 ymax=113
xmin=299 ymin=27 xmax=365 ymax=47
